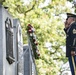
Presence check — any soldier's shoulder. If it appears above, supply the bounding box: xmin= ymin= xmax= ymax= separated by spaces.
xmin=72 ymin=22 xmax=76 ymax=26
xmin=71 ymin=22 xmax=76 ymax=29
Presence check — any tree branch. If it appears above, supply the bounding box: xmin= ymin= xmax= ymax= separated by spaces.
xmin=24 ymin=0 xmax=36 ymax=15
xmin=50 ymin=50 xmax=57 ymax=54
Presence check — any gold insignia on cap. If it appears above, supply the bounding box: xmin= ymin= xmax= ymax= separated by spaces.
xmin=73 ymin=29 xmax=76 ymax=34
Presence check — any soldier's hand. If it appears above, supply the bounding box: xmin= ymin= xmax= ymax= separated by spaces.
xmin=64 ymin=20 xmax=69 ymax=29
xmin=71 ymin=51 xmax=76 ymax=56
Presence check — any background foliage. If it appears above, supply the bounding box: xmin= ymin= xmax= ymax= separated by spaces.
xmin=3 ymin=0 xmax=75 ymax=75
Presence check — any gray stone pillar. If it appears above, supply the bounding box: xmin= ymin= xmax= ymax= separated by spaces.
xmin=0 ymin=5 xmax=15 ymax=75
xmin=23 ymin=45 xmax=31 ymax=75
xmin=13 ymin=19 xmax=24 ymax=75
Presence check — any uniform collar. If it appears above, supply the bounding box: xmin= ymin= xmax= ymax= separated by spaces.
xmin=70 ymin=21 xmax=75 ymax=26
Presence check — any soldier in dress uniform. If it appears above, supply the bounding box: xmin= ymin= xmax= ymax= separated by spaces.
xmin=64 ymin=13 xmax=76 ymax=75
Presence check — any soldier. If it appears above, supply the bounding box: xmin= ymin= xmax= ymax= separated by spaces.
xmin=64 ymin=13 xmax=76 ymax=75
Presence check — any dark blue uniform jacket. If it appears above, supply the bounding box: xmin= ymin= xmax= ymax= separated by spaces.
xmin=64 ymin=22 xmax=76 ymax=57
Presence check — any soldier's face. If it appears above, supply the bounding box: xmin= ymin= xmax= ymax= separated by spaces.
xmin=66 ymin=17 xmax=73 ymax=25
xmin=66 ymin=16 xmax=70 ymax=20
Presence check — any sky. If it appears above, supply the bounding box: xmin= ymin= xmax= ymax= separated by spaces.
xmin=23 ymin=0 xmax=30 ymax=5
xmin=39 ymin=0 xmax=51 ymax=8
xmin=23 ymin=0 xmax=51 ymax=7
